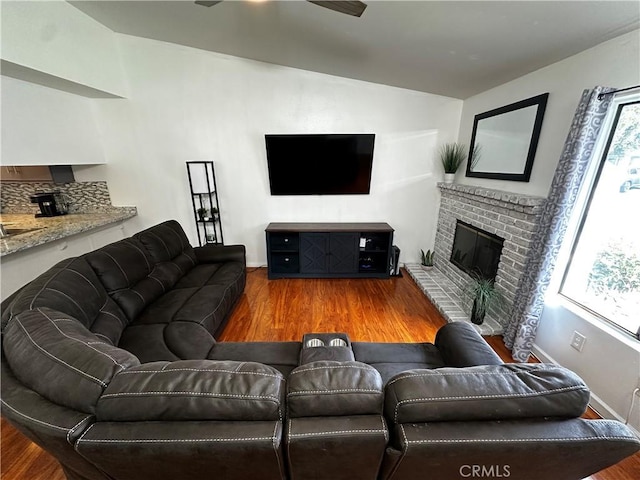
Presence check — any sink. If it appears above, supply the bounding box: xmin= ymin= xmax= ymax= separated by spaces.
xmin=1 ymin=227 xmax=42 ymax=238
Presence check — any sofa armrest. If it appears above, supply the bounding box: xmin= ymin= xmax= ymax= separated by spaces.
xmin=288 ymin=361 xmax=383 ymax=417
xmin=385 ymin=363 xmax=590 ymax=424
xmin=434 ymin=321 xmax=503 ymax=366
xmin=96 ymin=360 xmax=284 ymax=422
xmin=193 ymin=244 xmax=246 ymax=265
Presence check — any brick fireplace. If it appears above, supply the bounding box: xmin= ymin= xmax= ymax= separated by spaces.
xmin=407 ymin=183 xmax=546 ymax=335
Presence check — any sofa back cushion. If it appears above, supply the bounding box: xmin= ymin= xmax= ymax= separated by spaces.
xmin=85 ymin=238 xmax=168 ymax=321
xmin=1 ymin=257 xmax=129 ymax=345
xmin=134 ymin=220 xmax=197 ymax=273
xmin=85 ymin=220 xmax=198 ymax=321
xmin=3 ymin=307 xmax=140 ymax=414
xmin=385 ymin=364 xmax=590 ymax=424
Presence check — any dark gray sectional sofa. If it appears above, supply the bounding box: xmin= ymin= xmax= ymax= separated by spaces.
xmin=1 ymin=220 xmax=638 ymax=480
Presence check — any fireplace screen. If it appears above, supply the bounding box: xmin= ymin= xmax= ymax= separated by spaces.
xmin=450 ymin=220 xmax=504 ymax=280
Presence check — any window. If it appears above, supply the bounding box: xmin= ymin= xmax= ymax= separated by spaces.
xmin=560 ymin=94 xmax=640 ymax=339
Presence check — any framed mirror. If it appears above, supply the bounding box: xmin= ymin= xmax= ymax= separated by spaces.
xmin=466 ymin=93 xmax=549 ymax=182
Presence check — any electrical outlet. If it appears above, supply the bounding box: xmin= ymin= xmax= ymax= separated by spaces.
xmin=570 ymin=331 xmax=586 ymax=352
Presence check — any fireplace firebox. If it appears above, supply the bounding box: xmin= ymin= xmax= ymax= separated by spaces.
xmin=450 ymin=220 xmax=504 ymax=281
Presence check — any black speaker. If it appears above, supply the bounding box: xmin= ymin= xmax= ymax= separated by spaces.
xmin=389 ymin=245 xmax=401 ymax=277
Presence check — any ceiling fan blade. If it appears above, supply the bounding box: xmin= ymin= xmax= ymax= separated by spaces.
xmin=195 ymin=1 xmax=223 ymax=7
xmin=307 ymin=1 xmax=367 ymax=17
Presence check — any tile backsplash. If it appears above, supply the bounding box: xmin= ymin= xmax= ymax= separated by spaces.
xmin=1 ymin=181 xmax=113 ymax=214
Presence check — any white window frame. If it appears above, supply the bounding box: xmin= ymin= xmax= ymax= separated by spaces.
xmin=550 ymin=89 xmax=640 ymax=342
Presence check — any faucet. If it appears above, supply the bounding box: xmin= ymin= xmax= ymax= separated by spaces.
xmin=0 ymin=224 xmax=7 ymax=238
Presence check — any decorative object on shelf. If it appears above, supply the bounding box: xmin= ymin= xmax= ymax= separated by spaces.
xmin=186 ymin=161 xmax=224 ymax=246
xmin=466 ymin=93 xmax=548 ymax=182
xmin=439 ymin=142 xmax=468 ymax=184
xmin=466 ymin=274 xmax=503 ymax=325
xmin=420 ymin=249 xmax=434 ymax=270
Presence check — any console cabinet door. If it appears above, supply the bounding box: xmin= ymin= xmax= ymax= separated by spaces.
xmin=300 ymin=233 xmax=328 ymax=274
xmin=328 ymin=233 xmax=359 ymax=273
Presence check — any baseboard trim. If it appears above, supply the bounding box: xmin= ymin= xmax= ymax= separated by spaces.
xmin=532 ymin=344 xmax=640 ymax=436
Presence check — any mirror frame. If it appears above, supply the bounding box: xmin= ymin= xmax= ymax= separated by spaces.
xmin=466 ymin=93 xmax=549 ymax=182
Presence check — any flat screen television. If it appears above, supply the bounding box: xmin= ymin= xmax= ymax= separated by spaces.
xmin=265 ymin=134 xmax=375 ymax=195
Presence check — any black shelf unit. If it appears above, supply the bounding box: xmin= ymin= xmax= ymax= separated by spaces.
xmin=266 ymin=222 xmax=394 ymax=279
xmin=186 ymin=161 xmax=224 ymax=246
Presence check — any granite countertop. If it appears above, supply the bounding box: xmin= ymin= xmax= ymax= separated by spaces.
xmin=0 ymin=207 xmax=137 ymax=257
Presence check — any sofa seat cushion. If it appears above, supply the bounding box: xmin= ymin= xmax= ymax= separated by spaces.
xmin=352 ymin=342 xmax=445 ymax=383
xmin=385 ymin=364 xmax=591 ymax=424
xmin=96 ymin=360 xmax=285 ymax=422
xmin=208 ymin=342 xmax=302 ymax=377
xmin=174 ymin=262 xmax=244 ymax=289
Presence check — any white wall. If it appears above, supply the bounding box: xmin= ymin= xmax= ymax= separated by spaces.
xmin=77 ymin=35 xmax=462 ymax=266
xmin=1 ymin=76 xmax=107 ymax=165
xmin=456 ymin=30 xmax=640 ymax=432
xmin=457 ymin=29 xmax=640 ymax=197
xmin=0 ymin=0 xmax=126 ymax=98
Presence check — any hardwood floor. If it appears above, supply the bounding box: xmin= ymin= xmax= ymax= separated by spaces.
xmin=2 ymin=268 xmax=638 ymax=479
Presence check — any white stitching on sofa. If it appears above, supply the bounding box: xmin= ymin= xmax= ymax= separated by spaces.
xmin=66 ymin=415 xmax=93 ymax=445
xmin=78 ymin=436 xmax=278 ymax=444
xmin=0 ymin=400 xmax=71 ymax=432
xmin=288 ymin=389 xmax=381 ymax=396
xmin=100 ymin=392 xmax=280 ymax=401
xmin=66 ymin=268 xmax=102 ymax=297
xmin=290 ymin=365 xmax=373 ymax=375
xmin=392 ymin=384 xmax=586 ymax=423
xmin=131 ymin=289 xmax=146 ymax=305
xmin=102 ymin=251 xmax=131 ymax=285
xmin=98 ymin=297 xmax=127 ymax=328
xmin=148 ymin=231 xmax=172 ymax=259
xmin=14 ymin=318 xmax=107 ymax=387
xmin=117 ymin=368 xmax=282 ymax=379
xmin=387 ymin=367 xmax=563 ymax=386
xmin=74 ymin=423 xmax=96 ymax=451
xmin=404 ymin=436 xmax=639 ymax=444
xmin=148 ymin=274 xmax=167 ymax=292
xmin=288 ymin=429 xmax=388 ymax=439
xmin=38 ymin=309 xmax=126 ymax=370
xmin=44 ymin=288 xmax=90 ymax=322
xmin=197 ymin=268 xmax=244 ymax=325
xmin=380 ymin=415 xmax=389 ymax=442
xmin=28 ymin=258 xmax=76 ymax=311
xmin=127 ymin=241 xmax=151 ymax=271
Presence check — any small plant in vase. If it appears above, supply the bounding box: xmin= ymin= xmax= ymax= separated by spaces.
xmin=420 ymin=249 xmax=435 ymax=270
xmin=197 ymin=207 xmax=208 ymax=221
xmin=439 ymin=142 xmax=467 ymax=184
xmin=210 ymin=207 xmax=219 ymax=220
xmin=466 ymin=274 xmax=503 ymax=325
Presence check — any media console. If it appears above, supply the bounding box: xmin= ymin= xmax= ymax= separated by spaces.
xmin=265 ymin=222 xmax=394 ymax=279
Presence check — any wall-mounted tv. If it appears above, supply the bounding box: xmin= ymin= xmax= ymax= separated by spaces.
xmin=265 ymin=134 xmax=375 ymax=195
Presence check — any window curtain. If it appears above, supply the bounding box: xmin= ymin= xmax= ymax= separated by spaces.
xmin=504 ymin=86 xmax=615 ymax=362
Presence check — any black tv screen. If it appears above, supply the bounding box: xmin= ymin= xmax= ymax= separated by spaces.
xmin=265 ymin=134 xmax=375 ymax=195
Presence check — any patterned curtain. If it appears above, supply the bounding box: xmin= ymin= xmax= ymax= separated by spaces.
xmin=504 ymin=86 xmax=615 ymax=362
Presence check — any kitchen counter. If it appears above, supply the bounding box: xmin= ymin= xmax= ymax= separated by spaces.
xmin=0 ymin=207 xmax=137 ymax=257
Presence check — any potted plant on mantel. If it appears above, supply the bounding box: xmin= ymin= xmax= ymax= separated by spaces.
xmin=439 ymin=142 xmax=467 ymax=184
xmin=466 ymin=274 xmax=503 ymax=325
xmin=420 ymin=249 xmax=435 ymax=270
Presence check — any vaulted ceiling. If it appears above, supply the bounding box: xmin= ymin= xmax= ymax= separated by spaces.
xmin=70 ymin=1 xmax=640 ymax=99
